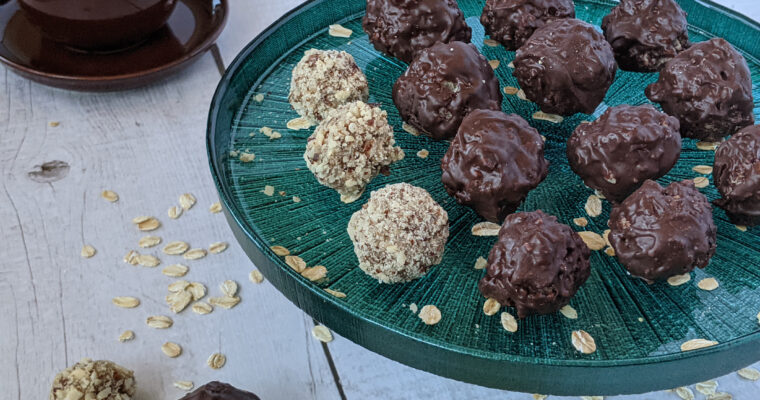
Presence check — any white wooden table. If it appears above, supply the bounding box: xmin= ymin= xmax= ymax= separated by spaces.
xmin=2 ymin=1 xmax=759 ymax=399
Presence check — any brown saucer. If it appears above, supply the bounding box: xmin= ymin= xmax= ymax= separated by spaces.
xmin=0 ymin=0 xmax=227 ymax=91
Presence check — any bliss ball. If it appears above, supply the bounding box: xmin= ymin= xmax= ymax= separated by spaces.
xmin=179 ymin=381 xmax=260 ymax=400
xmin=608 ymin=180 xmax=717 ymax=282
xmin=714 ymin=125 xmax=760 ymax=226
xmin=646 ymin=38 xmax=755 ymax=141
xmin=289 ymin=49 xmax=369 ymax=124
xmin=601 ymin=0 xmax=689 ymax=72
xmin=50 ymin=358 xmax=136 ymax=400
xmin=347 ymin=183 xmax=449 ymax=284
xmin=304 ymin=101 xmax=405 ymax=203
xmin=479 ymin=210 xmax=591 ymax=318
xmin=480 ymin=0 xmax=575 ymax=51
xmin=567 ymin=104 xmax=682 ymax=203
xmin=393 ymin=41 xmax=502 ymax=140
xmin=441 ymin=109 xmax=548 ymax=222
xmin=513 ymin=18 xmax=617 ymax=116
xmin=363 ymin=0 xmax=471 ymax=63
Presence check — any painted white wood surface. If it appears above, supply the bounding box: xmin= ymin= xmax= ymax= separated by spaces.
xmin=0 ymin=1 xmax=758 ymax=400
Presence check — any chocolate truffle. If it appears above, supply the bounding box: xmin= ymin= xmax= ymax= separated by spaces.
xmin=50 ymin=358 xmax=136 ymax=400
xmin=513 ymin=19 xmax=617 ymax=116
xmin=347 ymin=183 xmax=449 ymax=284
xmin=714 ymin=125 xmax=760 ymax=225
xmin=179 ymin=381 xmax=260 ymax=400
xmin=646 ymin=38 xmax=755 ymax=141
xmin=362 ymin=0 xmax=471 ymax=63
xmin=480 ymin=0 xmax=575 ymax=51
xmin=304 ymin=101 xmax=405 ymax=203
xmin=441 ymin=110 xmax=549 ymax=222
xmin=479 ymin=210 xmax=591 ymax=318
xmin=608 ymin=180 xmax=717 ymax=281
xmin=601 ymin=0 xmax=689 ymax=72
xmin=289 ymin=49 xmax=369 ymax=123
xmin=567 ymin=104 xmax=682 ymax=202
xmin=393 ymin=41 xmax=502 ymax=140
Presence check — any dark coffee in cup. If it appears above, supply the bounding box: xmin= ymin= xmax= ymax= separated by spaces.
xmin=19 ymin=0 xmax=178 ymax=51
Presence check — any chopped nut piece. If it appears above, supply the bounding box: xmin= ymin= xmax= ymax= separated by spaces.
xmin=192 ymin=302 xmax=213 ymax=315
xmin=138 ymin=236 xmax=162 ymax=248
xmin=312 ymin=325 xmax=333 ymax=342
xmin=209 ymin=242 xmax=228 ymax=254
xmin=137 ymin=254 xmax=160 ymax=267
xmin=270 ymin=245 xmax=290 ymax=256
xmin=285 ymin=255 xmax=307 ymax=272
xmin=287 ymin=117 xmax=313 ymax=130
xmin=488 ymin=60 xmax=500 ymax=69
xmin=293 ymin=196 xmax=301 ymax=203
xmin=221 ymin=280 xmax=238 ymax=297
xmin=571 ymin=330 xmax=596 ymax=354
xmin=260 ymin=126 xmax=282 ymax=140
xmin=516 ymin=89 xmax=527 ymax=100
xmin=418 ymin=305 xmax=441 ymax=325
xmin=168 ymin=206 xmax=183 ymax=219
xmin=474 ymin=256 xmax=487 ymax=270
xmin=163 ymin=241 xmax=190 ymax=255
xmin=697 ymin=277 xmax=719 ymax=291
xmin=483 ymin=298 xmax=500 ymax=316
xmin=693 ymin=176 xmax=709 ymax=188
xmin=416 ymin=149 xmax=429 ymax=159
xmin=325 ymin=288 xmax=346 ymax=298
xmin=692 ymin=165 xmax=713 ymax=174
xmin=174 ymin=381 xmax=194 ymax=391
xmin=101 ymin=190 xmax=119 ymax=203
xmin=81 ymin=245 xmax=96 ymax=258
xmin=559 ymin=305 xmax=578 ymax=319
xmin=500 ymin=311 xmax=518 ymax=332
xmin=239 ymin=152 xmax=256 ymax=162
xmin=254 ymin=94 xmax=265 ymax=102
xmin=573 ymin=217 xmax=588 ymax=227
xmin=738 ymin=367 xmax=760 ymax=381
xmin=503 ymin=86 xmax=519 ymax=95
xmin=134 ymin=216 xmax=160 ymax=231
xmin=736 ymin=225 xmax=747 ymax=232
xmin=302 ymin=265 xmax=327 ymax=281
xmin=207 ymin=353 xmax=226 ymax=369
xmin=533 ymin=111 xmax=564 ymax=123
xmin=112 ymin=296 xmax=140 ymax=308
xmin=667 ymin=273 xmax=691 ymax=286
xmin=179 ymin=193 xmax=196 ymax=211
xmin=680 ymin=338 xmax=718 ymax=351
xmin=50 ymin=358 xmax=135 ymax=400
xmin=209 ymin=296 xmax=241 ymax=309
xmin=471 ymin=221 xmax=500 ymax=236
xmin=402 ymin=122 xmax=420 ymax=136
xmin=483 ymin=38 xmax=499 ymax=47
xmin=585 ymin=195 xmax=603 ymax=217
xmin=118 ymin=330 xmax=134 ymax=342
xmin=161 ymin=342 xmax=182 ymax=358
xmin=328 ymin=24 xmax=352 ymax=38
xmin=146 ymin=315 xmax=173 ymax=329
xmin=183 ymin=248 xmax=207 ymax=260
xmin=209 ymin=201 xmax=222 ymax=213
xmin=162 ymin=264 xmax=189 ymax=277
xmin=409 ymin=303 xmax=418 ymax=313
xmin=249 ymin=270 xmax=265 ymax=284
xmin=262 ymin=185 xmax=275 ymax=196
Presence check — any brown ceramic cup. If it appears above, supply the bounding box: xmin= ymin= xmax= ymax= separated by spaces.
xmin=18 ymin=0 xmax=178 ymax=51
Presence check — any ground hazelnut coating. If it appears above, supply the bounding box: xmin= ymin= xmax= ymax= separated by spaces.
xmin=362 ymin=0 xmax=471 ymax=63
xmin=646 ymin=38 xmax=755 ymax=141
xmin=179 ymin=381 xmax=260 ymax=400
xmin=479 ymin=210 xmax=591 ymax=318
xmin=480 ymin=0 xmax=575 ymax=51
xmin=304 ymin=101 xmax=404 ymax=203
xmin=567 ymin=104 xmax=682 ymax=203
xmin=513 ymin=19 xmax=617 ymax=116
xmin=608 ymin=180 xmax=717 ymax=281
xmin=601 ymin=0 xmax=689 ymax=72
xmin=713 ymin=125 xmax=760 ymax=226
xmin=288 ymin=49 xmax=369 ymax=123
xmin=441 ymin=110 xmax=548 ymax=222
xmin=393 ymin=41 xmax=502 ymax=140
xmin=347 ymin=183 xmax=449 ymax=284
xmin=50 ymin=358 xmax=136 ymax=400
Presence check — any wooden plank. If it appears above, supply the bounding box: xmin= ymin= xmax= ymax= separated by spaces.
xmin=0 ymin=53 xmax=340 ymax=399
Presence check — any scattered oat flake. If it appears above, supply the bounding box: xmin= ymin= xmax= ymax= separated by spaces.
xmin=409 ymin=303 xmax=418 ymax=313
xmin=603 ymin=229 xmax=611 ymax=245
xmin=472 ymin=221 xmax=500 ymax=236
xmin=488 ymin=60 xmax=500 ymax=69
xmin=516 ymin=89 xmax=527 ymax=100
xmin=168 ymin=280 xmax=190 ymax=292
xmin=124 ymin=250 xmax=139 ymax=265
xmin=736 ymin=224 xmax=747 ymax=232
xmin=138 ymin=236 xmax=162 ymax=248
xmin=209 ymin=296 xmax=241 ymax=309
xmin=696 ymin=141 xmax=719 ymax=151
xmin=207 ymin=353 xmax=226 ymax=369
xmin=693 ymin=176 xmax=709 ymax=188
xmin=118 ymin=330 xmax=135 ymax=342
xmin=270 ymin=245 xmax=290 ymax=256
xmin=183 ymin=248 xmax=207 ymax=260
xmin=285 ymin=255 xmax=307 ymax=273
xmin=474 ymin=256 xmax=487 ymax=270
xmin=164 ymin=241 xmax=190 ymax=255
xmin=161 ymin=342 xmax=182 ymax=358
xmin=229 ymin=150 xmax=239 ymax=157
xmin=239 ymin=152 xmax=256 ymax=163
xmin=312 ymin=325 xmax=333 ymax=343
xmin=325 ymin=288 xmax=346 ymax=298
xmin=573 ymin=217 xmax=588 ymax=227
xmin=146 ymin=315 xmax=173 ymax=329
xmin=287 ymin=117 xmax=313 ymax=130
xmin=532 ymin=395 xmax=547 ymax=400
xmin=604 ymin=246 xmax=615 ymax=256
xmin=738 ymin=367 xmax=760 ymax=380
xmin=680 ymin=338 xmax=718 ymax=351
xmin=137 ymin=254 xmax=161 ymax=267
xmin=571 ymin=330 xmax=596 ymax=354
xmin=503 ymin=86 xmax=518 ymax=95
xmin=483 ymin=298 xmax=501 ymax=316
xmin=675 ymin=386 xmax=695 ymax=400
xmin=532 ymin=111 xmax=564 ymax=123
xmin=249 ymin=270 xmax=265 ymax=284
xmin=101 ymin=190 xmax=119 ymax=202
xmin=419 ymin=305 xmax=441 ymax=325
xmin=416 ymin=149 xmax=429 ymax=159
xmin=221 ymin=280 xmax=238 ymax=297
xmin=162 ymin=264 xmax=189 ymax=277
xmin=254 ymin=93 xmax=265 ymax=103
xmin=560 ymin=305 xmax=578 ymax=319
xmin=192 ymin=302 xmax=213 ymax=315
xmin=692 ymin=165 xmax=713 ymax=174
xmin=507 ymin=61 xmax=515 ymax=68
xmin=757 ymin=311 xmax=760 ymax=324
xmin=49 ymin=121 xmax=60 ymax=127
xmin=260 ymin=126 xmax=282 ymax=140
xmin=293 ymin=196 xmax=301 ymax=203
xmin=209 ymin=242 xmax=228 ymax=254
xmin=483 ymin=38 xmax=499 ymax=47
xmin=174 ymin=381 xmax=194 ymax=391
xmin=179 ymin=193 xmax=196 ymax=210
xmin=578 ymin=231 xmax=606 ymax=250
xmin=402 ymin=122 xmax=420 ymax=136
xmin=262 ymin=185 xmax=275 ymax=196
xmin=667 ymin=273 xmax=691 ymax=286
xmin=302 ymin=265 xmax=327 ymax=281
xmin=188 ymin=282 xmax=206 ymax=301
xmin=81 ymin=245 xmax=96 ymax=258
xmin=585 ymin=195 xmax=603 ymax=217
xmin=500 ymin=311 xmax=518 ymax=332
xmin=696 ymin=380 xmax=718 ymax=395
xmin=209 ymin=202 xmax=222 ymax=213
xmin=697 ymin=277 xmax=719 ymax=291
xmin=328 ymin=24 xmax=352 ymax=37
xmin=707 ymin=393 xmax=732 ymax=400
xmin=112 ymin=296 xmax=140 ymax=308
xmin=580 ymin=397 xmax=604 ymax=400
xmin=134 ymin=217 xmax=161 ymax=231
xmin=168 ymin=206 xmax=183 ymax=219
xmin=166 ymin=290 xmax=193 ymax=313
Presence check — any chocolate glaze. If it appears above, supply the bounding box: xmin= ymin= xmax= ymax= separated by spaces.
xmin=601 ymin=0 xmax=689 ymax=72
xmin=714 ymin=125 xmax=760 ymax=225
xmin=513 ymin=19 xmax=617 ymax=116
xmin=608 ymin=180 xmax=717 ymax=281
xmin=393 ymin=41 xmax=502 ymax=140
xmin=646 ymin=38 xmax=755 ymax=141
xmin=567 ymin=104 xmax=682 ymax=203
xmin=362 ymin=0 xmax=471 ymax=63
xmin=480 ymin=0 xmax=575 ymax=51
xmin=479 ymin=210 xmax=591 ymax=318
xmin=441 ymin=110 xmax=548 ymax=222
xmin=179 ymin=382 xmax=260 ymax=400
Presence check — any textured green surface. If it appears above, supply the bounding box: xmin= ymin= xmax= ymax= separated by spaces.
xmin=208 ymin=0 xmax=760 ymax=395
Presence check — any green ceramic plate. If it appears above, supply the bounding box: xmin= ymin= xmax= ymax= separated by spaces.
xmin=208 ymin=0 xmax=760 ymax=395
